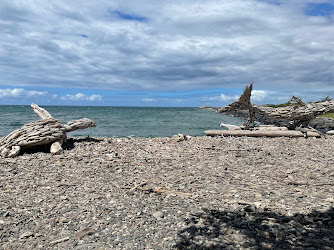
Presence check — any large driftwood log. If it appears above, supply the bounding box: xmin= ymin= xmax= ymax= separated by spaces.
xmin=220 ymin=124 xmax=289 ymax=131
xmin=205 ymin=130 xmax=321 ymax=138
xmin=0 ymin=104 xmax=96 ymax=158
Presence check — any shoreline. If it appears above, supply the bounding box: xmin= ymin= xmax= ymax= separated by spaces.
xmin=1 ymin=136 xmax=334 ymax=249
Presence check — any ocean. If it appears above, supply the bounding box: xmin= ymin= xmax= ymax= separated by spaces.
xmin=0 ymin=105 xmax=245 ymax=138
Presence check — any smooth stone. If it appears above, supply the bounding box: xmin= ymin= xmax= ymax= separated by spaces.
xmin=152 ymin=211 xmax=164 ymax=219
xmin=328 ymin=220 xmax=334 ymax=226
xmin=244 ymin=205 xmax=257 ymax=213
xmin=8 ymin=146 xmax=20 ymax=158
xmin=19 ymin=232 xmax=34 ymax=239
xmin=50 ymin=141 xmax=63 ymax=155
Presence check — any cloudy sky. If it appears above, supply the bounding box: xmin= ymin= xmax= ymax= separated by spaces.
xmin=1 ymin=0 xmax=334 ymax=106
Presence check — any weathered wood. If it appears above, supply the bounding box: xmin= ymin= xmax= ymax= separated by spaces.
xmin=205 ymin=130 xmax=321 ymax=137
xmin=0 ymin=104 xmax=96 ymax=158
xmin=220 ymin=123 xmax=242 ymax=130
xmin=31 ymin=103 xmax=54 ymax=120
xmin=251 ymin=126 xmax=288 ymax=131
xmin=220 ymin=124 xmax=289 ymax=133
xmin=219 ymin=81 xmax=334 ymax=128
xmin=64 ymin=118 xmax=97 ymax=132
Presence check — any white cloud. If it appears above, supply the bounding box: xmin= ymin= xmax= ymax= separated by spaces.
xmin=220 ymin=93 xmax=239 ymax=102
xmin=0 ymin=88 xmax=47 ymax=98
xmin=60 ymin=93 xmax=102 ymax=102
xmin=88 ymin=94 xmax=102 ymax=101
xmin=201 ymin=96 xmax=217 ymax=102
xmin=201 ymin=93 xmax=239 ymax=103
xmin=141 ymin=98 xmax=154 ymax=102
xmin=251 ymin=90 xmax=271 ymax=102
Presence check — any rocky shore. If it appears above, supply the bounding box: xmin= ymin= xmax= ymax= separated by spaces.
xmin=1 ymin=136 xmax=334 ymax=249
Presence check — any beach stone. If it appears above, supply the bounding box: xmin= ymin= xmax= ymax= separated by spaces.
xmin=185 ymin=135 xmax=192 ymax=140
xmin=152 ymin=211 xmax=164 ymax=219
xmin=8 ymin=146 xmax=20 ymax=158
xmin=172 ymin=134 xmax=191 ymax=142
xmin=172 ymin=134 xmax=186 ymax=142
xmin=74 ymin=228 xmax=96 ymax=239
xmin=244 ymin=205 xmax=257 ymax=213
xmin=19 ymin=231 xmax=34 ymax=239
xmin=0 ymin=147 xmax=9 ymax=158
xmin=50 ymin=141 xmax=63 ymax=155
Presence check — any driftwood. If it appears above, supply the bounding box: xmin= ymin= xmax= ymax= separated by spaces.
xmin=0 ymin=104 xmax=96 ymax=158
xmin=220 ymin=124 xmax=289 ymax=131
xmin=205 ymin=130 xmax=321 ymax=138
xmin=219 ymin=81 xmax=334 ymax=129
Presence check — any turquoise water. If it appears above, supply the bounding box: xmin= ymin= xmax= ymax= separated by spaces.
xmin=0 ymin=106 xmax=245 ymax=137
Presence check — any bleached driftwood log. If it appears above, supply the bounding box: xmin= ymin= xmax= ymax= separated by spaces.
xmin=220 ymin=123 xmax=243 ymax=130
xmin=205 ymin=130 xmax=321 ymax=138
xmin=0 ymin=104 xmax=96 ymax=158
xmin=220 ymin=124 xmax=289 ymax=131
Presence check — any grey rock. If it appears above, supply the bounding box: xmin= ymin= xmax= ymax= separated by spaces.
xmin=152 ymin=211 xmax=164 ymax=219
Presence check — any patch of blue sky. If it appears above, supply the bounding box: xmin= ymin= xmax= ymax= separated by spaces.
xmin=130 ymin=88 xmax=242 ymax=98
xmin=49 ymin=32 xmax=88 ymax=38
xmin=305 ymin=2 xmax=334 ymax=16
xmin=113 ymin=10 xmax=148 ymax=22
xmin=0 ymin=84 xmax=244 ymax=106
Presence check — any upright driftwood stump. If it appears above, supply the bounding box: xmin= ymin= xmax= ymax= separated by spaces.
xmin=0 ymin=104 xmax=96 ymax=158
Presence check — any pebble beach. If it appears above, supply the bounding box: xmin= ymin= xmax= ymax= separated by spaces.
xmin=1 ymin=135 xmax=334 ymax=249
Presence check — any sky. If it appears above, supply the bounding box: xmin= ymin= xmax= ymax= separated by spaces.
xmin=0 ymin=0 xmax=334 ymax=106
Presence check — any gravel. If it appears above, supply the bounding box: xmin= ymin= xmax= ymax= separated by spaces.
xmin=1 ymin=135 xmax=334 ymax=249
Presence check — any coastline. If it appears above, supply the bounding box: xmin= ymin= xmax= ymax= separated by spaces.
xmin=1 ymin=136 xmax=334 ymax=249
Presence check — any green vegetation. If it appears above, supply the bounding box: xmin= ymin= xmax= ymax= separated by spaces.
xmin=263 ymin=101 xmax=296 ymax=108
xmin=319 ymin=112 xmax=334 ymax=119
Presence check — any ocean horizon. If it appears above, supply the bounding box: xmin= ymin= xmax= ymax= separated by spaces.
xmin=0 ymin=105 xmax=245 ymax=138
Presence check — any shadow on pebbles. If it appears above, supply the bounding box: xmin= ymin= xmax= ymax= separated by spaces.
xmin=1 ymin=136 xmax=334 ymax=249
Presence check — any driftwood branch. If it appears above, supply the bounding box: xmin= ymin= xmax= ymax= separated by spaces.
xmin=290 ymin=96 xmax=306 ymax=107
xmin=31 ymin=103 xmax=54 ymax=120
